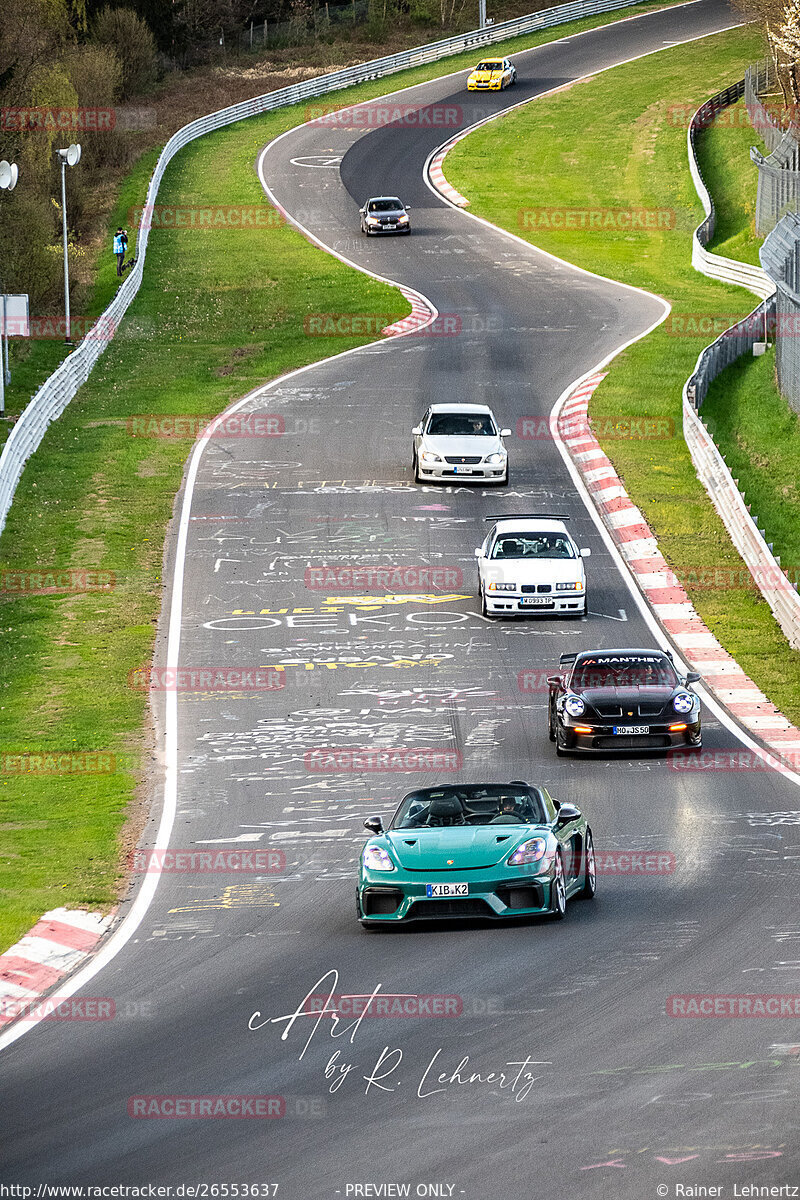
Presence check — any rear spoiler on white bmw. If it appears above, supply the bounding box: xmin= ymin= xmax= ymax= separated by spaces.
xmin=483 ymin=513 xmax=570 ymax=521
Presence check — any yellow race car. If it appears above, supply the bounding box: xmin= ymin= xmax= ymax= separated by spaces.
xmin=467 ymin=57 xmax=517 ymax=91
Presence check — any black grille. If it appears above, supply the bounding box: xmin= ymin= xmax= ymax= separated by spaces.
xmin=407 ymin=899 xmax=492 ymax=919
xmin=444 ymin=456 xmax=481 ymax=465
xmin=639 ymin=705 xmax=666 ymax=717
xmin=363 ymin=888 xmax=403 ymax=915
xmin=594 ymin=705 xmax=623 ymax=717
xmin=496 ymin=884 xmax=544 ymax=911
xmin=593 ymin=735 xmax=671 ymax=750
xmin=520 ymin=584 xmax=552 ymax=594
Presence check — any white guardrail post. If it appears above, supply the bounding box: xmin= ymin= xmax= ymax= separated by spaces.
xmin=685 ymin=84 xmax=800 ymax=650
xmin=0 ymin=0 xmax=648 ymax=535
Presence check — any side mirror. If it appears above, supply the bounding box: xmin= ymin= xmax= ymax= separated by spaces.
xmin=411 ymin=425 xmax=422 ymax=436
xmin=499 ymin=428 xmax=511 ymax=437
xmin=364 ymin=815 xmax=385 ymax=835
xmin=546 ymin=675 xmax=562 ymax=687
xmin=359 ymin=207 xmax=365 ymax=214
xmin=556 ymin=803 xmax=581 ymax=824
xmin=474 ymin=547 xmax=482 ymax=557
xmin=580 ymin=547 xmax=591 ymax=558
xmin=405 ymin=204 xmax=412 ymax=210
xmin=685 ymin=671 xmax=701 ymax=684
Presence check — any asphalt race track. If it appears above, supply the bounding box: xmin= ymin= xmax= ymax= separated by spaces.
xmin=4 ymin=1 xmax=800 ymax=1194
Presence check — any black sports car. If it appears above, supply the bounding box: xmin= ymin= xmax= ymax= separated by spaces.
xmin=547 ymin=648 xmax=702 ymax=755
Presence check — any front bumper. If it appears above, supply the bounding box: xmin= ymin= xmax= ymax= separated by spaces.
xmin=559 ymin=716 xmax=701 ymax=753
xmin=358 ymin=866 xmax=555 ymax=922
xmin=485 ymin=591 xmax=585 ymax=614
xmin=417 ymin=462 xmax=506 ymax=481
xmin=364 ymin=221 xmax=410 ymax=234
xmin=468 ymin=81 xmax=502 ymax=90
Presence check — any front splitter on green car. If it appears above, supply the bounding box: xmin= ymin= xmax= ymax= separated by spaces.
xmin=356 ymin=783 xmax=596 ymax=928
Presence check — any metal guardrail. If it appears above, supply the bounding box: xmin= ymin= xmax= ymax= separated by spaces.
xmin=0 ymin=0 xmax=650 ymax=538
xmin=684 ymin=85 xmax=800 ymax=650
xmin=760 ymin=210 xmax=800 ymax=414
xmin=688 ymin=79 xmax=776 ymax=299
xmin=746 ymin=60 xmax=800 ymax=234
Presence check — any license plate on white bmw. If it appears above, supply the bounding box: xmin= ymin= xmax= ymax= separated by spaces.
xmin=520 ymin=597 xmax=551 ymax=606
xmin=426 ymin=882 xmax=469 ymax=897
xmin=613 ymin=725 xmax=650 ymax=735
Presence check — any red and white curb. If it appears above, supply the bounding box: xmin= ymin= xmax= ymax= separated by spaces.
xmin=0 ymin=907 xmax=116 ymax=1024
xmin=560 ymin=374 xmax=800 ymax=762
xmin=428 ymin=144 xmax=471 ymax=208
xmin=382 ymin=286 xmax=437 ymax=335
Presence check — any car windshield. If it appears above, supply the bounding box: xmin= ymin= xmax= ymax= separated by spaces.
xmin=491 ymin=532 xmax=574 ymax=559
xmin=476 ymin=61 xmax=502 ymax=70
xmin=571 ymin=656 xmax=677 ymax=689
xmin=368 ymin=199 xmax=403 ymax=212
xmin=391 ymin=785 xmax=546 ymax=829
xmin=427 ymin=412 xmax=495 ymax=436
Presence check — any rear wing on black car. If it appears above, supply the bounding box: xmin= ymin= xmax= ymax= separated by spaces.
xmin=559 ymin=652 xmax=577 ymax=667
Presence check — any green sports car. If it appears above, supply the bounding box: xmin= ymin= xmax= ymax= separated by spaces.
xmin=356 ymin=781 xmax=596 ymax=928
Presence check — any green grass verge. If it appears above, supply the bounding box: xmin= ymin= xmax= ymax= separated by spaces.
xmin=0 ymin=0 xmax=697 ymax=953
xmin=702 ymin=350 xmax=800 ymax=577
xmin=695 ymin=97 xmax=763 ymax=264
xmin=445 ymin=24 xmax=800 ymax=725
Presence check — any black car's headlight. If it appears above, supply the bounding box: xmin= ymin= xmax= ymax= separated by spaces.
xmin=564 ymin=695 xmax=586 ymax=717
xmin=673 ymin=692 xmax=695 ymax=714
xmin=363 ymin=845 xmax=394 ymax=872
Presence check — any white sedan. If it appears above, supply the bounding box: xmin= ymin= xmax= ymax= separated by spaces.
xmin=475 ymin=516 xmax=591 ymax=617
xmin=412 ymin=403 xmax=510 ymax=485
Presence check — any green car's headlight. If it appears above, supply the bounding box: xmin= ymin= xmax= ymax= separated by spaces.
xmin=363 ymin=845 xmax=394 ymax=871
xmin=507 ymin=837 xmax=548 ymax=866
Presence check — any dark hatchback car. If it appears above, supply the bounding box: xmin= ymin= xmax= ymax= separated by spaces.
xmin=359 ymin=196 xmax=411 ymax=235
xmin=548 ymin=648 xmax=702 ymax=755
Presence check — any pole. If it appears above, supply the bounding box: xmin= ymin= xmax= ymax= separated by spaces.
xmin=61 ymin=158 xmax=72 ymax=346
xmin=0 ymin=295 xmax=4 ymax=418
xmin=2 ymin=293 xmax=8 ymax=387
xmin=478 ymin=0 xmax=486 ymax=25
